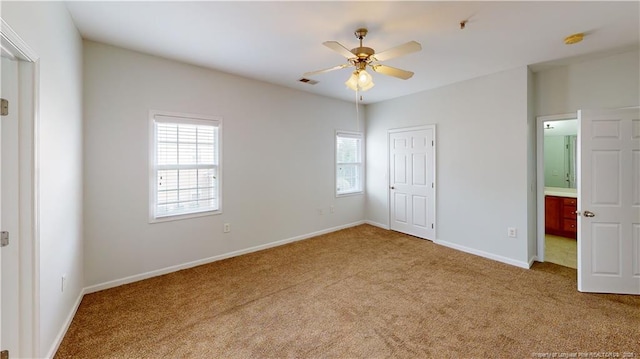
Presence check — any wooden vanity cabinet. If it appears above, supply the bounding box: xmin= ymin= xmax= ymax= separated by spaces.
xmin=545 ymin=195 xmax=577 ymax=239
xmin=545 ymin=196 xmax=561 ymax=233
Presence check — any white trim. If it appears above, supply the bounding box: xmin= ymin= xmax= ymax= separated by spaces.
xmin=19 ymin=60 xmax=39 ymax=358
xmin=150 ymin=209 xmax=220 ymax=224
xmin=45 ymin=289 xmax=85 ymax=359
xmin=84 ymin=221 xmax=365 ymax=294
xmin=335 ymin=130 xmax=364 ymax=197
xmin=387 ymin=124 xmax=437 ymax=240
xmin=364 ymin=220 xmax=389 ymax=230
xmin=148 ymin=110 xmax=223 ymax=223
xmin=31 ymin=59 xmax=41 ymax=359
xmin=432 ymin=126 xmax=437 ymax=239
xmin=1 ymin=19 xmax=38 ymax=62
xmin=434 ymin=239 xmax=531 ymax=269
xmin=1 ymin=17 xmax=41 ymax=358
xmin=387 ymin=124 xmax=435 ymax=134
xmin=1 ymin=43 xmax=16 ymax=60
xmin=535 ymin=112 xmax=577 ymax=263
xmin=529 ymin=256 xmax=538 ymax=268
xmin=536 ymin=113 xmax=578 ymax=122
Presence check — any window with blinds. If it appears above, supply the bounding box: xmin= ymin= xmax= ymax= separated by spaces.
xmin=336 ymin=131 xmax=364 ymax=196
xmin=150 ymin=112 xmax=222 ymax=221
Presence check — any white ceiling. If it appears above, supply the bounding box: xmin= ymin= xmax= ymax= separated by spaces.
xmin=65 ymin=1 xmax=639 ymax=104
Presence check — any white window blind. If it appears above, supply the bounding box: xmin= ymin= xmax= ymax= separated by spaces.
xmin=336 ymin=131 xmax=363 ymax=196
xmin=151 ymin=113 xmax=221 ymax=220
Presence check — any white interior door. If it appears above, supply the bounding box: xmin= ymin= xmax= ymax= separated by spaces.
xmin=1 ymin=55 xmax=20 ymax=355
xmin=578 ymin=108 xmax=640 ymax=294
xmin=0 ymin=55 xmax=4 ymax=358
xmin=389 ymin=126 xmax=436 ymax=240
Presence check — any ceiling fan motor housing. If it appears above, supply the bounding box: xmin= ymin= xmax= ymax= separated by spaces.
xmin=351 ymin=46 xmax=375 ymax=60
xmin=352 ymin=28 xmax=374 ymax=60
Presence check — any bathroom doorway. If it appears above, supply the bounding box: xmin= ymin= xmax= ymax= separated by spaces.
xmin=537 ymin=114 xmax=578 ymax=269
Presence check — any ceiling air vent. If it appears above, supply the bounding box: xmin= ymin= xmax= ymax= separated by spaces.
xmin=298 ymin=78 xmax=318 ymax=85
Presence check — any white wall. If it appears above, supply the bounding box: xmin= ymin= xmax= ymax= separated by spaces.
xmin=534 ymin=49 xmax=640 ymax=116
xmin=1 ymin=2 xmax=84 ymax=357
xmin=82 ymin=41 xmax=364 ymax=288
xmin=365 ymin=66 xmax=531 ymax=266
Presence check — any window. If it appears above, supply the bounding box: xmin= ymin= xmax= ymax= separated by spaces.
xmin=336 ymin=131 xmax=363 ymax=196
xmin=150 ymin=111 xmax=221 ymax=221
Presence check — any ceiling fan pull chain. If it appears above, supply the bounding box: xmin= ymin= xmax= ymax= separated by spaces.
xmin=355 ymin=87 xmax=360 ymax=132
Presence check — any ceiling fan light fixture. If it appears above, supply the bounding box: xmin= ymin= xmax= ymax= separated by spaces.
xmin=345 ymin=71 xmax=358 ymax=90
xmin=358 ymin=69 xmax=374 ymax=89
xmin=345 ymin=69 xmax=375 ymax=92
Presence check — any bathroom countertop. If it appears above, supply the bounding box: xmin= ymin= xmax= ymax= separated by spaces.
xmin=544 ymin=187 xmax=577 ymax=198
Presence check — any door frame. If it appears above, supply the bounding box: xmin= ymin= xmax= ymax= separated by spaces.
xmin=387 ymin=124 xmax=437 ymax=240
xmin=536 ymin=112 xmax=577 ymax=262
xmin=1 ymin=18 xmax=40 ymax=357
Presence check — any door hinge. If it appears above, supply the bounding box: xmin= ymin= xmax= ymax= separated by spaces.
xmin=1 ymin=231 xmax=8 ymax=247
xmin=431 ymin=223 xmax=434 ymax=229
xmin=431 ymin=140 xmax=434 ymax=146
xmin=1 ymin=98 xmax=8 ymax=116
xmin=1 ymin=349 xmax=9 ymax=359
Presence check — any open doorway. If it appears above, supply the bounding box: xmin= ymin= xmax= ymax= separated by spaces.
xmin=536 ymin=114 xmax=578 ymax=269
xmin=1 ymin=19 xmax=39 ymax=357
xmin=538 ymin=109 xmax=639 ymax=293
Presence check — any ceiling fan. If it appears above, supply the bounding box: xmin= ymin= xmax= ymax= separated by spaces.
xmin=304 ymin=28 xmax=422 ymax=92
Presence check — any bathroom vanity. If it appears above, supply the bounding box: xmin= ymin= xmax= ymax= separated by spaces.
xmin=544 ymin=187 xmax=577 ymax=239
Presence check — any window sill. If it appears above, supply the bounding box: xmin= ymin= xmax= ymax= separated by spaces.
xmin=336 ymin=191 xmax=364 ymax=198
xmin=149 ymin=209 xmax=222 ymax=224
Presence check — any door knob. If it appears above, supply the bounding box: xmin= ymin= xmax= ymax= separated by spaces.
xmin=583 ymin=210 xmax=595 ymax=217
xmin=390 ymin=186 xmax=395 ymax=190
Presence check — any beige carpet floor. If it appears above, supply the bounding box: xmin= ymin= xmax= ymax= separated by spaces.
xmin=55 ymin=225 xmax=640 ymax=358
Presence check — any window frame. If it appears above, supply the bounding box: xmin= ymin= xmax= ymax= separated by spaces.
xmin=148 ymin=110 xmax=223 ymax=223
xmin=335 ymin=130 xmax=364 ymax=197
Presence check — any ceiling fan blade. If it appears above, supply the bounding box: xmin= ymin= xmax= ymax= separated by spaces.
xmin=372 ymin=41 xmax=422 ymax=62
xmin=323 ymin=41 xmax=356 ymax=59
xmin=304 ymin=63 xmax=352 ymax=77
xmin=371 ymin=64 xmax=414 ymax=80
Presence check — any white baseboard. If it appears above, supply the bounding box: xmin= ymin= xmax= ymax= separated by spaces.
xmin=529 ymin=256 xmax=538 ymax=268
xmin=364 ymin=223 xmax=530 ymax=269
xmin=434 ymin=239 xmax=531 ymax=269
xmin=84 ymin=221 xmax=366 ymax=294
xmin=46 ymin=288 xmax=86 ymax=359
xmin=364 ymin=220 xmax=389 ymax=230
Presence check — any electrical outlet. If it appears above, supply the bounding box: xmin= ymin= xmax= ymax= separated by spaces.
xmin=508 ymin=227 xmax=517 ymax=238
xmin=61 ymin=274 xmax=66 ymax=292
xmin=330 ymin=205 xmax=335 ymax=214
xmin=223 ymin=223 xmax=231 ymax=233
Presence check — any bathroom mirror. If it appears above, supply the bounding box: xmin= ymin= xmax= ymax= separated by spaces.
xmin=544 ymin=119 xmax=578 ymax=188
